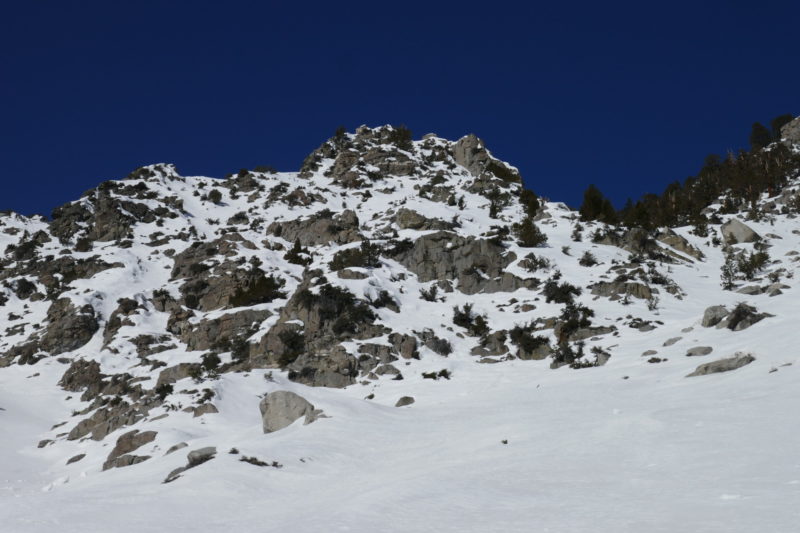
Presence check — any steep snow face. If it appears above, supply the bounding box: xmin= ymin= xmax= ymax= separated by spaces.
xmin=1 ymin=125 xmax=800 ymax=532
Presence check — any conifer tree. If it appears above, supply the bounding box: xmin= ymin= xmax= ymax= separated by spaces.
xmin=749 ymin=122 xmax=772 ymax=151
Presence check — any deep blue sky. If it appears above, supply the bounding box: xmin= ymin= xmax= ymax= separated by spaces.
xmin=2 ymin=1 xmax=798 ymax=216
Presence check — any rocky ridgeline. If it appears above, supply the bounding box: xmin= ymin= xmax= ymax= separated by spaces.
xmin=1 ymin=124 xmax=798 ymax=477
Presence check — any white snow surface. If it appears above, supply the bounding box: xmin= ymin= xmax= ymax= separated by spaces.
xmin=0 ymin=129 xmax=799 ymax=532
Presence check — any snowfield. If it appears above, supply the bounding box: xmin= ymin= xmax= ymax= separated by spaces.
xmin=1 ymin=126 xmax=799 ymax=532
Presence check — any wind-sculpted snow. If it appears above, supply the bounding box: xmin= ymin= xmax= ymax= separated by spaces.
xmin=1 ymin=125 xmax=799 ymax=532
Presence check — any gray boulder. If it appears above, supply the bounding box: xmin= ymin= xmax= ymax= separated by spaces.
xmin=701 ymin=305 xmax=728 ymax=327
xmin=259 ymin=391 xmax=323 ymax=433
xmin=187 ymin=446 xmax=217 ymax=466
xmin=395 ymin=396 xmax=415 ymax=407
xmin=687 ymin=354 xmax=755 ymax=377
xmin=686 ymin=346 xmax=713 ymax=357
xmin=720 ymin=219 xmax=760 ymax=244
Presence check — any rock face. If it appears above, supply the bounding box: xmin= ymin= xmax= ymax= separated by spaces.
xmin=40 ymin=298 xmax=99 ymax=355
xmin=687 ymin=354 xmax=755 ymax=377
xmin=720 ymin=219 xmax=760 ymax=244
xmin=396 ymin=232 xmax=532 ymax=295
xmin=259 ymin=391 xmax=323 ymax=433
xmin=268 ymin=209 xmax=361 ymax=247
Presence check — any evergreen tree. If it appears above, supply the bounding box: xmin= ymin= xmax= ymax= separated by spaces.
xmin=519 ymin=188 xmax=540 ymax=218
xmin=515 ymin=217 xmax=548 ymax=247
xmin=749 ymin=122 xmax=772 ymax=151
xmin=771 ymin=114 xmax=794 ymax=141
xmin=579 ymin=184 xmax=617 ymax=224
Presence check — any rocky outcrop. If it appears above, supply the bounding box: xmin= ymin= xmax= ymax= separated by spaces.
xmin=396 ymin=231 xmax=532 ymax=295
xmin=253 ymin=276 xmax=388 ymax=386
xmin=720 ymin=219 xmax=760 ymax=244
xmin=39 ymin=298 xmax=99 ymax=355
xmin=156 ymin=363 xmax=201 ymax=387
xmin=173 ymin=309 xmax=270 ymax=352
xmin=590 ymin=280 xmax=654 ymax=301
xmin=701 ymin=304 xmax=772 ymax=331
xmin=259 ymin=391 xmax=323 ymax=433
xmin=687 ymin=353 xmax=755 ymax=377
xmin=394 ymin=208 xmax=454 ymax=231
xmin=656 ymin=229 xmax=704 ymax=260
xmin=268 ymin=209 xmax=361 ymax=247
xmin=780 ymin=115 xmax=800 ymax=145
xmin=103 ymin=430 xmax=157 ymax=470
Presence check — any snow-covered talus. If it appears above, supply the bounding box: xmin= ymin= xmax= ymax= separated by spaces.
xmin=1 ymin=124 xmax=799 ymax=532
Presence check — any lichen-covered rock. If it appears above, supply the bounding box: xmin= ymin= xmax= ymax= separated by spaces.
xmin=259 ymin=391 xmax=322 ymax=433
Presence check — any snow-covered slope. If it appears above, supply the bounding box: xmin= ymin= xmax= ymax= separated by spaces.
xmin=1 ymin=124 xmax=799 ymax=532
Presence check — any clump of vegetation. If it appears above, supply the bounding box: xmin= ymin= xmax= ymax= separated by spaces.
xmin=155 ymin=383 xmax=173 ymax=400
xmin=229 ymin=273 xmax=286 ymax=307
xmin=519 ymin=252 xmax=551 ymax=272
xmin=419 ymin=284 xmax=440 ymax=302
xmin=297 ymin=284 xmax=376 ymax=337
xmin=486 ymin=160 xmax=520 ymax=183
xmin=519 ymin=189 xmax=540 ymax=217
xmin=277 ymin=329 xmax=304 ymax=367
xmin=387 ymin=125 xmax=413 ymax=151
xmin=514 ymin=217 xmax=548 ymax=247
xmin=556 ymin=302 xmax=595 ymax=343
xmin=328 ymin=240 xmax=382 ymax=271
xmin=422 ymin=369 xmax=452 ymax=380
xmin=284 ymin=238 xmax=312 ymax=266
xmin=201 ymin=352 xmax=221 ymax=373
xmin=208 ymin=189 xmax=223 ymax=204
xmin=453 ymin=303 xmax=489 ymax=337
xmin=736 ymin=249 xmax=770 ymax=280
xmin=426 ymin=336 xmax=452 ymax=356
xmin=579 ymin=184 xmax=618 ymax=224
xmin=542 ymin=277 xmax=581 ymax=304
xmin=368 ymin=290 xmax=397 ymax=310
xmin=578 ymin=250 xmax=598 ymax=266
xmin=508 ymin=323 xmax=549 ymax=354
